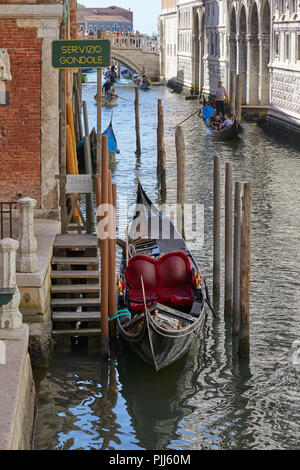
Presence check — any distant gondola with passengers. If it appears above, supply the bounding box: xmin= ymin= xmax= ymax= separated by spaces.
xmin=199 ymin=103 xmax=241 ymax=139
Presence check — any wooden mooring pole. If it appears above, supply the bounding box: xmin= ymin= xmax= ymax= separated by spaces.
xmin=96 ymin=30 xmax=103 ymax=175
xmin=75 ymin=87 xmax=83 ymax=142
xmin=213 ymin=156 xmax=221 ymax=301
xmin=224 ymin=162 xmax=233 ymax=315
xmin=232 ymin=182 xmax=243 ymax=335
xmin=175 ymin=126 xmax=186 ymax=238
xmin=108 ymin=171 xmax=117 ymax=338
xmin=157 ymin=99 xmax=166 ymax=173
xmin=135 ymin=87 xmax=141 ymax=156
xmin=99 ymin=135 xmax=109 ymax=357
xmin=239 ymin=183 xmax=252 ymax=358
xmin=59 ymin=68 xmax=67 ymax=234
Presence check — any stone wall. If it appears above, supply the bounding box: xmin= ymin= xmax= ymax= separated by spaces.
xmin=0 ymin=4 xmax=63 ymax=217
xmin=0 ymin=18 xmax=42 ymax=204
xmin=0 ymin=325 xmax=36 ymax=450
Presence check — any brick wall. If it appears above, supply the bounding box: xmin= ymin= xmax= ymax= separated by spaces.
xmin=0 ymin=19 xmax=42 ymax=204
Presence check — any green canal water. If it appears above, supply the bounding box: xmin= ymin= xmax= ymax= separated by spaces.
xmin=33 ymin=74 xmax=300 ymax=450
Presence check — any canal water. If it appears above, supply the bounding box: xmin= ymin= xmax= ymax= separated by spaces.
xmin=33 ymin=73 xmax=300 ymax=450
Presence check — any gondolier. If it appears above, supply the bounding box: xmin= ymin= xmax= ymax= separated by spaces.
xmin=213 ymin=80 xmax=227 ymax=117
xmin=102 ymin=79 xmax=113 ymax=101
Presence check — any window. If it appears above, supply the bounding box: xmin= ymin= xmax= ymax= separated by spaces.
xmin=215 ymin=33 xmax=219 ymax=56
xmin=290 ymin=0 xmax=296 ymax=13
xmin=211 ymin=35 xmax=214 ymax=55
xmin=275 ymin=33 xmax=279 ymax=58
xmin=94 ymin=25 xmax=97 ymax=33
xmin=285 ymin=33 xmax=289 ymax=61
xmin=298 ymin=35 xmax=300 ymax=61
xmin=80 ymin=25 xmax=84 ymax=32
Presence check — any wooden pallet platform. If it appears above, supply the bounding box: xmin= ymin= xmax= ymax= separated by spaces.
xmin=51 ymin=284 xmax=100 ymax=294
xmin=53 ymin=234 xmax=98 ymax=249
xmin=52 ymin=256 xmax=98 ymax=265
xmin=52 ymin=298 xmax=101 ymax=308
xmin=52 ymin=328 xmax=101 ymax=337
xmin=51 ymin=233 xmax=102 ymax=340
xmin=51 ymin=270 xmax=100 ymax=279
xmin=52 ymin=311 xmax=101 ymax=322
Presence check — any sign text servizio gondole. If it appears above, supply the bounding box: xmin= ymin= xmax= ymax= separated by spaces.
xmin=51 ymin=39 xmax=111 ymax=69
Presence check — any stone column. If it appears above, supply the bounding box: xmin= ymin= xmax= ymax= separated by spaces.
xmin=16 ymin=197 xmax=39 ymax=273
xmin=246 ymin=34 xmax=259 ymax=105
xmin=235 ymin=34 xmax=240 ymax=75
xmin=0 ymin=239 xmax=22 ymax=329
xmin=258 ymin=34 xmax=270 ymax=106
xmin=199 ymin=33 xmax=204 ymax=91
xmin=239 ymin=34 xmax=247 ymax=104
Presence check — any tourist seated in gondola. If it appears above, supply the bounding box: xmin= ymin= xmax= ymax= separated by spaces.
xmin=210 ymin=114 xmax=222 ymax=130
xmin=221 ymin=114 xmax=233 ymax=128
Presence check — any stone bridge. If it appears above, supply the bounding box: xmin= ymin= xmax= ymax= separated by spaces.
xmin=111 ymin=37 xmax=160 ymax=78
xmin=82 ymin=34 xmax=160 ymax=79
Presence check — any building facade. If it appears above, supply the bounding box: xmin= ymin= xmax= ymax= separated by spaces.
xmin=77 ymin=6 xmax=133 ymax=36
xmin=159 ymin=0 xmax=300 ymax=132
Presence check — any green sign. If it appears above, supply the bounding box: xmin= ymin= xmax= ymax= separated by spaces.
xmin=51 ymin=39 xmax=111 ymax=69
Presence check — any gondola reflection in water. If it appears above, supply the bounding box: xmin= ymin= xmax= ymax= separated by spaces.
xmin=116 ymin=181 xmax=210 ymax=371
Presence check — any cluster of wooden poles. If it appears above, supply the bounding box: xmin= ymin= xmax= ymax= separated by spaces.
xmin=147 ymin=95 xmax=252 ymax=359
xmin=213 ymin=157 xmax=252 ymax=359
xmin=95 ymin=136 xmax=117 ymax=357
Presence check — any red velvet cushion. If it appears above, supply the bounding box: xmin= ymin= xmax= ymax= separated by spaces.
xmin=125 ymin=255 xmax=158 ymax=312
xmin=125 ymin=255 xmax=157 ymax=289
xmin=158 ymin=252 xmax=192 ymax=288
xmin=125 ymin=252 xmax=193 ymax=310
xmin=158 ymin=252 xmax=193 ymax=307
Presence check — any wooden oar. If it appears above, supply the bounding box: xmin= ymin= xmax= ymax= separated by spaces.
xmin=175 ymin=108 xmax=201 ymax=128
xmin=118 ymin=96 xmax=133 ymax=103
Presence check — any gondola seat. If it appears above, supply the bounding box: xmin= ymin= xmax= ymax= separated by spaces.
xmin=125 ymin=255 xmax=159 ymax=311
xmin=125 ymin=252 xmax=193 ymax=311
xmin=158 ymin=252 xmax=193 ymax=307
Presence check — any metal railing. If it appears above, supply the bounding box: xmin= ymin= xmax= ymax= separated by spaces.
xmin=78 ymin=32 xmax=159 ymax=53
xmin=0 ymin=202 xmax=17 ymax=239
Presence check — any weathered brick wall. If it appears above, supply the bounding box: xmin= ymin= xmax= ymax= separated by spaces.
xmin=0 ymin=18 xmax=42 ymax=204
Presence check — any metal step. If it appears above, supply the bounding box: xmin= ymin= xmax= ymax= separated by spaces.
xmin=51 ymin=298 xmax=101 ymax=308
xmin=52 ymin=328 xmax=101 ymax=337
xmin=51 ymin=270 xmax=100 ymax=279
xmin=52 ymin=311 xmax=101 ymax=322
xmin=52 ymin=257 xmax=98 ymax=265
xmin=51 ymin=284 xmax=100 ymax=294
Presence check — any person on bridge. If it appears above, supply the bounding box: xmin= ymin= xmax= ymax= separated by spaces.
xmin=213 ymin=81 xmax=227 ymax=117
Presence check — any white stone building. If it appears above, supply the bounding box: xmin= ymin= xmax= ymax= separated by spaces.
xmin=159 ymin=0 xmax=300 ymax=132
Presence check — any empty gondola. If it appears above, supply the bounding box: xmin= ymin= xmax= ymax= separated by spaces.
xmin=116 ymin=180 xmax=211 ymax=371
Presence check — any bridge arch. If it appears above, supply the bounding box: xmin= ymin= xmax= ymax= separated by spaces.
xmin=111 ymin=51 xmax=142 ymax=75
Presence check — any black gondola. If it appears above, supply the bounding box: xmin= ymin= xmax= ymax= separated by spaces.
xmin=201 ymin=103 xmax=241 ymax=138
xmin=116 ymin=181 xmax=207 ymax=371
xmin=204 ymin=118 xmax=240 ymax=138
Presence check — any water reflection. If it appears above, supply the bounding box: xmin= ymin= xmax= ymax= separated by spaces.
xmin=34 ymin=76 xmax=300 ymax=450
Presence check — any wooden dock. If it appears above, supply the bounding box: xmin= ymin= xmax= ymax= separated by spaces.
xmin=51 ymin=234 xmax=101 ymax=340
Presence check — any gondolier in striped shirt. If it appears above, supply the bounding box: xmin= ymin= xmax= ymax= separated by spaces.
xmin=213 ymin=81 xmax=227 ymax=117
